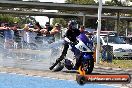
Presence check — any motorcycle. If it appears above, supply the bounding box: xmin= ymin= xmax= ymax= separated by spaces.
xmin=49 ymin=33 xmax=94 ymax=74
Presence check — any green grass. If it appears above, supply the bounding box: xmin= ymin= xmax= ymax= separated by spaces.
xmin=98 ymin=60 xmax=132 ymax=69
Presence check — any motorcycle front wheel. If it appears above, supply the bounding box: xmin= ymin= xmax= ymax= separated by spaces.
xmin=81 ymin=58 xmax=94 ymax=74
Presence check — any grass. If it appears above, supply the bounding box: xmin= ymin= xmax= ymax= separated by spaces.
xmin=97 ymin=59 xmax=132 ymax=69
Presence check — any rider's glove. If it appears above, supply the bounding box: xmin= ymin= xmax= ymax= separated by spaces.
xmin=70 ymin=40 xmax=79 ymax=45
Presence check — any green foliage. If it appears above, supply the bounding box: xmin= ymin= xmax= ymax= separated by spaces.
xmin=0 ymin=14 xmax=38 ymax=28
xmin=52 ymin=0 xmax=97 ymax=28
xmin=106 ymin=0 xmax=132 ymax=6
xmin=65 ymin=0 xmax=96 ymax=5
xmin=0 ymin=14 xmax=20 ymax=23
xmin=105 ymin=0 xmax=132 ymax=33
xmin=112 ymin=0 xmax=123 ymax=6
xmin=52 ymin=0 xmax=131 ymax=31
xmin=52 ymin=18 xmax=67 ymax=28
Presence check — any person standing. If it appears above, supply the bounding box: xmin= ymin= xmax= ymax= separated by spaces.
xmin=40 ymin=23 xmax=61 ymax=43
xmin=34 ymin=22 xmax=43 ymax=44
xmin=12 ymin=23 xmax=22 ymax=48
xmin=23 ymin=23 xmax=37 ymax=49
xmin=3 ymin=23 xmax=14 ymax=49
xmin=40 ymin=22 xmax=53 ymax=36
xmin=79 ymin=25 xmax=87 ymax=34
xmin=50 ymin=23 xmax=61 ymax=42
xmin=0 ymin=23 xmax=5 ymax=44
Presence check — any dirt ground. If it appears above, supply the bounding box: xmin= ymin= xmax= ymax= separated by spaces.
xmin=0 ymin=66 xmax=76 ymax=80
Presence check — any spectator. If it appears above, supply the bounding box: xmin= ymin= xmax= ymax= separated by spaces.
xmin=41 ymin=22 xmax=62 ymax=43
xmin=34 ymin=22 xmax=43 ymax=43
xmin=79 ymin=25 xmax=86 ymax=33
xmin=12 ymin=23 xmax=21 ymax=48
xmin=12 ymin=24 xmax=20 ymax=41
xmin=33 ymin=22 xmax=41 ymax=34
xmin=23 ymin=24 xmax=37 ymax=49
xmin=50 ymin=23 xmax=61 ymax=41
xmin=45 ymin=22 xmax=53 ymax=32
xmin=3 ymin=23 xmax=14 ymax=49
xmin=23 ymin=24 xmax=29 ymax=43
xmin=40 ymin=22 xmax=53 ymax=36
xmin=0 ymin=23 xmax=5 ymax=43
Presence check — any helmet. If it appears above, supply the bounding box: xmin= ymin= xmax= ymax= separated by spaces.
xmin=68 ymin=20 xmax=78 ymax=30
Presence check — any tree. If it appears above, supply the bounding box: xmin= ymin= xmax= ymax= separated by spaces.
xmin=105 ymin=0 xmax=132 ymax=33
xmin=65 ymin=0 xmax=96 ymax=5
xmin=52 ymin=0 xmax=97 ymax=28
xmin=112 ymin=0 xmax=122 ymax=6
xmin=52 ymin=18 xmax=67 ymax=28
xmin=106 ymin=0 xmax=132 ymax=6
xmin=0 ymin=14 xmax=21 ymax=25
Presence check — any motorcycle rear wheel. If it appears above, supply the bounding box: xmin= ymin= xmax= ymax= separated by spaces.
xmin=52 ymin=62 xmax=64 ymax=72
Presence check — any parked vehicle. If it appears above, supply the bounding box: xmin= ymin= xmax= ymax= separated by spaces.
xmin=49 ymin=33 xmax=94 ymax=74
xmin=94 ymin=32 xmax=132 ymax=59
xmin=119 ymin=36 xmax=132 ymax=45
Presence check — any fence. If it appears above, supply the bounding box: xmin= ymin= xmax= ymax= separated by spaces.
xmin=0 ymin=32 xmax=63 ymax=70
xmin=0 ymin=29 xmax=132 ymax=71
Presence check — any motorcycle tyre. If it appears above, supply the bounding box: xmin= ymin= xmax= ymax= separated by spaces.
xmin=52 ymin=62 xmax=64 ymax=72
xmin=82 ymin=58 xmax=94 ymax=74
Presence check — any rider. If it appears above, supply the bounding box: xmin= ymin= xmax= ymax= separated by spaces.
xmin=49 ymin=20 xmax=81 ymax=70
xmin=62 ymin=20 xmax=80 ymax=57
xmin=34 ymin=22 xmax=43 ymax=43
